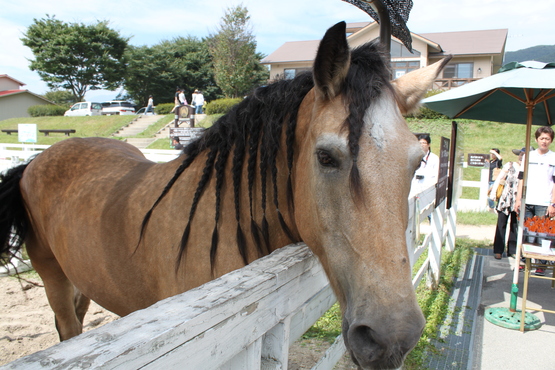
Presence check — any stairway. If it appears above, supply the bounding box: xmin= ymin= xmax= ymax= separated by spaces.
xmin=113 ymin=114 xmax=163 ymax=149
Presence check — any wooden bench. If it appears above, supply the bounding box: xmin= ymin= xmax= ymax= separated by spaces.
xmin=38 ymin=129 xmax=76 ymax=136
xmin=1 ymin=129 xmax=18 ymax=135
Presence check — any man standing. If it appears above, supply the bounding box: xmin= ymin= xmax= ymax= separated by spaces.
xmin=410 ymin=134 xmax=439 ymax=198
xmin=516 ymin=126 xmax=555 ymax=275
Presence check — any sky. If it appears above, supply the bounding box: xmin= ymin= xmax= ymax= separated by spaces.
xmin=1 ymin=0 xmax=553 ymax=102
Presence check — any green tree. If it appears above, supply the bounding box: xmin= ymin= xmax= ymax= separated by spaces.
xmin=21 ymin=16 xmax=129 ymax=101
xmin=209 ymin=5 xmax=269 ymax=98
xmin=124 ymin=37 xmax=221 ymax=106
xmin=43 ymin=90 xmax=78 ymax=107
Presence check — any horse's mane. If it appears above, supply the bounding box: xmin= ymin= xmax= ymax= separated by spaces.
xmin=140 ymin=40 xmax=392 ymax=273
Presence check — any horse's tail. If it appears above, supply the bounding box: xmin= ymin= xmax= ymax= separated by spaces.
xmin=0 ymin=163 xmax=30 ymax=264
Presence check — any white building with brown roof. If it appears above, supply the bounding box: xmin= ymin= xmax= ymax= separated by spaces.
xmin=0 ymin=75 xmax=54 ymax=120
xmin=262 ymin=22 xmax=508 ymax=89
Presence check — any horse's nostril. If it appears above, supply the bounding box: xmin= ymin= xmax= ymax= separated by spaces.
xmin=348 ymin=324 xmax=404 ymax=369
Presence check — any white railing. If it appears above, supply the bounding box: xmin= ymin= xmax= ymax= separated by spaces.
xmin=0 ymin=142 xmax=456 ymax=369
xmin=0 ymin=143 xmax=179 ymax=172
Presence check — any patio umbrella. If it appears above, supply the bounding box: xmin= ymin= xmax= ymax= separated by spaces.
xmin=422 ymin=61 xmax=555 ymax=330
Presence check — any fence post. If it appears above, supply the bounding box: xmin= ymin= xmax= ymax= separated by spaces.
xmin=427 ymin=204 xmax=444 ymax=289
xmin=261 ymin=317 xmax=291 ymax=369
xmin=479 ymin=168 xmax=490 ymax=211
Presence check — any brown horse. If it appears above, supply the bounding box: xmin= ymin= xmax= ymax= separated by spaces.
xmin=0 ymin=22 xmax=449 ymax=369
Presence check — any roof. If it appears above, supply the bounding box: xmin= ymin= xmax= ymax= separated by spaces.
xmin=419 ymin=29 xmax=508 ymax=56
xmin=0 ymin=89 xmax=54 ymax=104
xmin=262 ymin=26 xmax=507 ymax=64
xmin=0 ymin=74 xmax=26 ymax=86
xmin=261 ymin=40 xmax=320 ymax=64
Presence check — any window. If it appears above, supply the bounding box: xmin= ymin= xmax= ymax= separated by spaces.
xmin=390 ymin=40 xmax=420 ymax=58
xmin=391 ymin=61 xmax=420 ymax=78
xmin=443 ymin=63 xmax=474 ymax=79
xmin=283 ymin=68 xmax=311 ymax=80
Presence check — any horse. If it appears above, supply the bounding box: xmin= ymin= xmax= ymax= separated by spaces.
xmin=0 ymin=22 xmax=450 ymax=369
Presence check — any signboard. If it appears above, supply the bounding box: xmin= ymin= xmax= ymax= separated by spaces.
xmin=436 ymin=136 xmax=450 ymax=206
xmin=467 ymin=153 xmax=489 ymax=167
xmin=18 ymin=124 xmax=37 ymax=143
xmin=169 ymin=127 xmax=205 ymax=148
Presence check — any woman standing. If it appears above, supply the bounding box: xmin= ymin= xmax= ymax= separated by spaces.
xmin=489 ymin=148 xmax=524 ymax=259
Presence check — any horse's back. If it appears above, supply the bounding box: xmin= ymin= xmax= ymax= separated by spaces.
xmin=19 ymin=138 xmax=180 ymax=314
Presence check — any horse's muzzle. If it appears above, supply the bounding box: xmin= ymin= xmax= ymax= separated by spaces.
xmin=343 ymin=317 xmax=424 ymax=370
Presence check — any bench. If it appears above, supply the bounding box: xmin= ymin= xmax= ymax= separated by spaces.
xmin=1 ymin=129 xmax=18 ymax=135
xmin=38 ymin=129 xmax=76 ymax=136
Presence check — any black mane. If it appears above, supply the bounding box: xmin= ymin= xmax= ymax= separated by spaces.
xmin=140 ymin=40 xmax=392 ymax=273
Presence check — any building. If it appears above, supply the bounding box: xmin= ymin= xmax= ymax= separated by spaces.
xmin=0 ymin=75 xmax=54 ymax=120
xmin=261 ymin=22 xmax=508 ymax=90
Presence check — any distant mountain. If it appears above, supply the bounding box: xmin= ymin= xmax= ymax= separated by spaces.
xmin=504 ymin=45 xmax=555 ymax=64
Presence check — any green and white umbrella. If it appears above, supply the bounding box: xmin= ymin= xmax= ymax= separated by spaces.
xmin=422 ymin=61 xmax=555 ymax=330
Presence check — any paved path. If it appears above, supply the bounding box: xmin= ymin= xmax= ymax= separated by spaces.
xmin=432 ymin=223 xmax=555 ymax=369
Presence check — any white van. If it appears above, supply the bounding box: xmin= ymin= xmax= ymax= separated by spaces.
xmin=101 ymin=101 xmax=136 ymax=115
xmin=64 ymin=102 xmax=102 ymax=117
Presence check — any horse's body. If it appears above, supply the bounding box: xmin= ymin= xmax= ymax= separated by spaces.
xmin=0 ymin=22 xmax=449 ymax=369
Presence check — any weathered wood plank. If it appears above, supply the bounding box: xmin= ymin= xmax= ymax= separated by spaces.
xmin=2 ymin=244 xmax=328 ymax=370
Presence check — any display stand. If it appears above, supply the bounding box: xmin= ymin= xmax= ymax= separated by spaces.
xmin=519 ymin=244 xmax=555 ymax=332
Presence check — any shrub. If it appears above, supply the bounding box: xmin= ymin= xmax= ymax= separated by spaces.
xmin=155 ymin=103 xmax=175 ymax=115
xmin=204 ymin=98 xmax=242 ymax=115
xmin=410 ymin=90 xmax=448 ymax=119
xmin=28 ymin=104 xmax=66 ymax=117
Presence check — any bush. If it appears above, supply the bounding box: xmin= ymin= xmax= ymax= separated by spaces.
xmin=28 ymin=104 xmax=66 ymax=117
xmin=410 ymin=90 xmax=448 ymax=119
xmin=155 ymin=103 xmax=175 ymax=115
xmin=204 ymin=98 xmax=242 ymax=115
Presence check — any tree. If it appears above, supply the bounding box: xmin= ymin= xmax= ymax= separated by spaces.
xmin=43 ymin=90 xmax=78 ymax=107
xmin=209 ymin=5 xmax=269 ymax=98
xmin=21 ymin=16 xmax=129 ymax=101
xmin=124 ymin=37 xmax=222 ymax=105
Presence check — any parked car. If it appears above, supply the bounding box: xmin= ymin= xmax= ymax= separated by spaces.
xmin=136 ymin=107 xmax=156 ymax=115
xmin=64 ymin=102 xmax=102 ymax=117
xmin=101 ymin=101 xmax=136 ymax=115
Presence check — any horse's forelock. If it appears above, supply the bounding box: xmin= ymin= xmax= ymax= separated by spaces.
xmin=341 ymin=40 xmax=393 ymax=200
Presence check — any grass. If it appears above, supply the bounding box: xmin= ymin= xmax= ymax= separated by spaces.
xmin=457 ymin=210 xmax=498 ymax=226
xmin=0 ymin=116 xmax=133 ymax=145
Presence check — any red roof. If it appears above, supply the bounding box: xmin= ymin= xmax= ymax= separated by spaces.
xmin=0 ymin=89 xmax=25 ymax=97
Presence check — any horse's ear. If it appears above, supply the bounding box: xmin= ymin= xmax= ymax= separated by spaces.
xmin=313 ymin=22 xmax=351 ymax=100
xmin=391 ymin=55 xmax=453 ymax=115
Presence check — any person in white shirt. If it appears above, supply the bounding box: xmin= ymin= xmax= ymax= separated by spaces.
xmin=191 ymin=89 xmax=205 ymax=114
xmin=410 ymin=134 xmax=439 ymax=197
xmin=145 ymin=95 xmax=153 ymax=114
xmin=515 ymin=126 xmax=555 ymax=275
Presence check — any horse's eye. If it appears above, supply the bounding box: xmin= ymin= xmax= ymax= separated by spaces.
xmin=317 ymin=150 xmax=337 ymax=167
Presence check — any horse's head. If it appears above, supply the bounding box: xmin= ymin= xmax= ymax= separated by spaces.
xmin=292 ymin=22 xmax=450 ymax=369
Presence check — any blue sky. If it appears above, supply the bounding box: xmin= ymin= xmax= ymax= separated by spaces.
xmin=1 ymin=0 xmax=553 ymax=102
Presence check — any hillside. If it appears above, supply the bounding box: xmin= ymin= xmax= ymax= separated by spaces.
xmin=504 ymin=45 xmax=555 ymax=64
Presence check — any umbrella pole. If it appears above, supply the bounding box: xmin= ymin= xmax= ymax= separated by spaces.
xmin=510 ymin=110 xmax=533 ymax=312
xmin=486 ymin=103 xmax=542 ymax=330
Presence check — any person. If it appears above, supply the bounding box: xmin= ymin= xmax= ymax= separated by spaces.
xmin=489 ymin=147 xmax=525 ymax=259
xmin=516 ymin=126 xmax=555 ymax=275
xmin=145 ymin=95 xmax=153 ymax=114
xmin=172 ymin=136 xmax=184 ymax=150
xmin=487 ymin=148 xmax=503 ymax=211
xmin=178 ymin=89 xmax=187 ymax=106
xmin=191 ymin=89 xmax=205 ymax=114
xmin=409 ymin=134 xmax=439 ymax=197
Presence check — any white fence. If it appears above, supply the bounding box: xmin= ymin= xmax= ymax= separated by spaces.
xmin=1 ymin=143 xmax=457 ymax=369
